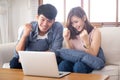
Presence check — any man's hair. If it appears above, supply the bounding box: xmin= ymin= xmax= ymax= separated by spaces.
xmin=38 ymin=4 xmax=57 ymax=20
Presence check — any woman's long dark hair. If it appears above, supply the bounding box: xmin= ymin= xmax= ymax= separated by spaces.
xmin=66 ymin=7 xmax=94 ymax=39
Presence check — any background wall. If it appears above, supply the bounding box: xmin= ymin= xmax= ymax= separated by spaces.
xmin=0 ymin=0 xmax=38 ymax=44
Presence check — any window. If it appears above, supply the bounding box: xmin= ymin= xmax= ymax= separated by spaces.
xmin=43 ymin=0 xmax=81 ymax=23
xmin=39 ymin=0 xmax=120 ymax=26
xmin=90 ymin=0 xmax=116 ymax=22
xmin=43 ymin=0 xmax=64 ymax=22
xmin=66 ymin=0 xmax=81 ymax=21
xmin=118 ymin=0 xmax=120 ymax=22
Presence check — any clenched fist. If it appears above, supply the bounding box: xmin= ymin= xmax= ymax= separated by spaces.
xmin=63 ymin=28 xmax=70 ymax=41
xmin=22 ymin=23 xmax=32 ymax=38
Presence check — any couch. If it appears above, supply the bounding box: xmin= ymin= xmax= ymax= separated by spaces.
xmin=0 ymin=27 xmax=120 ymax=80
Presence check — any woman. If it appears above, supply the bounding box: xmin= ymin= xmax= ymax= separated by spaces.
xmin=56 ymin=7 xmax=105 ymax=73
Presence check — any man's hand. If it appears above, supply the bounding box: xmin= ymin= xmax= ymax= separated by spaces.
xmin=22 ymin=23 xmax=32 ymax=38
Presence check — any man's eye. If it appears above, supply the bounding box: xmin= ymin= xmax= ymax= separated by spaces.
xmin=74 ymin=21 xmax=78 ymax=23
xmin=47 ymin=20 xmax=52 ymax=23
xmin=41 ymin=19 xmax=45 ymax=21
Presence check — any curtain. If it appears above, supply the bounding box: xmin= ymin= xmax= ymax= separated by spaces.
xmin=0 ymin=0 xmax=38 ymax=44
xmin=0 ymin=0 xmax=9 ymax=44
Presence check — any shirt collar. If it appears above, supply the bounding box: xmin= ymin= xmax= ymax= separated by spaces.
xmin=35 ymin=25 xmax=53 ymax=35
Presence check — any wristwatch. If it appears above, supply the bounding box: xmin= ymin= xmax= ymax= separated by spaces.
xmin=83 ymin=44 xmax=90 ymax=49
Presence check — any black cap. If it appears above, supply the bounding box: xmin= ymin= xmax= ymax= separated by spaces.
xmin=38 ymin=4 xmax=57 ymax=20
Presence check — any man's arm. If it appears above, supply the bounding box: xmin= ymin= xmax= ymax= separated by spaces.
xmin=49 ymin=22 xmax=63 ymax=51
xmin=16 ymin=24 xmax=32 ymax=53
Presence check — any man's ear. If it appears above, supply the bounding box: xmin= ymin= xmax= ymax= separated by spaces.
xmin=52 ymin=19 xmax=55 ymax=22
xmin=35 ymin=15 xmax=39 ymax=20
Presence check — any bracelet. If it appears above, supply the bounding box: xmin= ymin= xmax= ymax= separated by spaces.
xmin=83 ymin=44 xmax=90 ymax=49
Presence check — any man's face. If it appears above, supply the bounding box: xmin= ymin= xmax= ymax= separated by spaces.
xmin=37 ymin=14 xmax=55 ymax=33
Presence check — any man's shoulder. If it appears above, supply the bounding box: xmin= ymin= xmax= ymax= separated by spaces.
xmin=30 ymin=21 xmax=38 ymax=31
xmin=52 ymin=22 xmax=63 ymax=29
xmin=30 ymin=21 xmax=38 ymax=26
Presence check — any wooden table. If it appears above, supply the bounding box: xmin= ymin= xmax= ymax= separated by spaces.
xmin=0 ymin=68 xmax=109 ymax=80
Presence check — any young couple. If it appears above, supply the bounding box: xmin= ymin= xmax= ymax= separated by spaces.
xmin=10 ymin=4 xmax=105 ymax=73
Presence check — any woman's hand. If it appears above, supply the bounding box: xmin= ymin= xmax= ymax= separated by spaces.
xmin=63 ymin=28 xmax=73 ymax=49
xmin=63 ymin=28 xmax=70 ymax=41
xmin=79 ymin=29 xmax=90 ymax=48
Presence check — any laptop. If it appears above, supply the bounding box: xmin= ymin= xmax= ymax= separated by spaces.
xmin=18 ymin=51 xmax=71 ymax=78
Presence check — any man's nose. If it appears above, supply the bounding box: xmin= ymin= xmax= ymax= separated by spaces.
xmin=43 ymin=20 xmax=48 ymax=26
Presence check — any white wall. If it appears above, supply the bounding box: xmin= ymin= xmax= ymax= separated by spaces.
xmin=11 ymin=0 xmax=38 ymax=41
xmin=0 ymin=0 xmax=9 ymax=43
xmin=0 ymin=0 xmax=38 ymax=43
xmin=10 ymin=0 xmax=33 ymax=41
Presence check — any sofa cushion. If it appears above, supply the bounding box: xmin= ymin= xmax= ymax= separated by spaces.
xmin=0 ymin=42 xmax=16 ymax=68
xmin=2 ymin=63 xmax=10 ymax=68
xmin=92 ymin=65 xmax=119 ymax=80
xmin=92 ymin=65 xmax=119 ymax=76
xmin=99 ymin=27 xmax=120 ymax=65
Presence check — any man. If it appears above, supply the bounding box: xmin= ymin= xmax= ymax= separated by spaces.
xmin=10 ymin=4 xmax=63 ymax=69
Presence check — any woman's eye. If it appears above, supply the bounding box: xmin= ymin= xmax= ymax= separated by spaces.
xmin=74 ymin=21 xmax=78 ymax=23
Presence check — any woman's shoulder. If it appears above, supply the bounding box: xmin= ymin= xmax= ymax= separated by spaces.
xmin=90 ymin=28 xmax=101 ymax=40
xmin=92 ymin=27 xmax=101 ymax=35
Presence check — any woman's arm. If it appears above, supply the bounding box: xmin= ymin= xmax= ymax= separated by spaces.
xmin=84 ymin=28 xmax=101 ymax=56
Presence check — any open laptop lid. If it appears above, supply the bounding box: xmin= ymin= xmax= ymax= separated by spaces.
xmin=18 ymin=51 xmax=70 ymax=78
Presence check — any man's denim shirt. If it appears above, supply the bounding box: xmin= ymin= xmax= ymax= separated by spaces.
xmin=14 ymin=21 xmax=63 ymax=58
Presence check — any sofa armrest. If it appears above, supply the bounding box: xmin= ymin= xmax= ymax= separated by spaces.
xmin=0 ymin=42 xmax=16 ymax=68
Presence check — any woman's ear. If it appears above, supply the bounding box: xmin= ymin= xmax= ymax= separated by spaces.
xmin=83 ymin=15 xmax=87 ymax=21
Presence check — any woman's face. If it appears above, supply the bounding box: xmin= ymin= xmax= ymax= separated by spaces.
xmin=71 ymin=15 xmax=85 ymax=32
